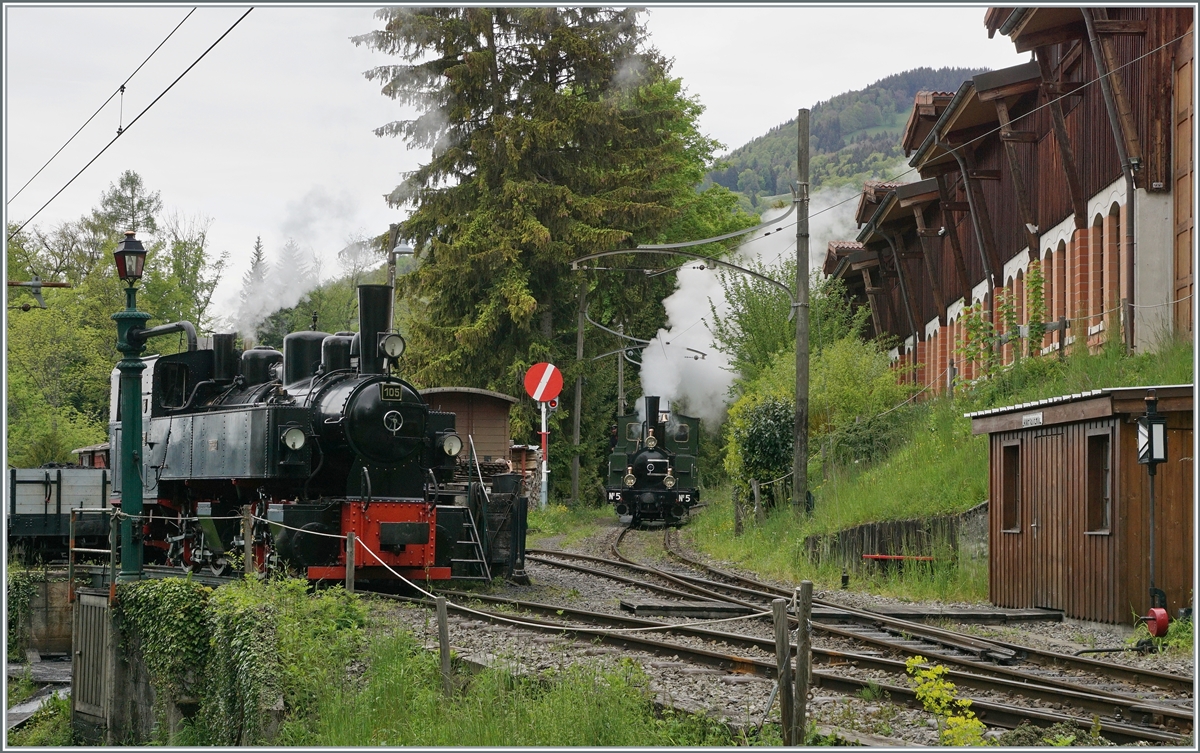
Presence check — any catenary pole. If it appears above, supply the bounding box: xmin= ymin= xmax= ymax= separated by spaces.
xmin=793 ymin=109 xmax=810 ymax=510
xmin=617 ymin=323 xmax=626 ymax=416
xmin=571 ymin=283 xmax=586 ymax=504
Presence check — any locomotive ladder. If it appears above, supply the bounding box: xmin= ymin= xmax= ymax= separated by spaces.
xmin=451 ymin=507 xmax=492 ymax=581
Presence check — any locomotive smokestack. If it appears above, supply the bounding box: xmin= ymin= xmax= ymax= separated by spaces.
xmin=357 ymin=284 xmax=393 ymax=375
xmin=213 ymin=333 xmax=237 ymax=382
xmin=644 ymin=396 xmax=661 ymax=429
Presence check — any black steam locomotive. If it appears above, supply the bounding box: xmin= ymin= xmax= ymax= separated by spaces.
xmin=110 ymin=284 xmax=526 ymax=582
xmin=606 ymin=396 xmax=701 ymax=526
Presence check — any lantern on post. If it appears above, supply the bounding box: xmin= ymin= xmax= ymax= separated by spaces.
xmin=111 ymin=231 xmax=152 ymax=582
xmin=1138 ymin=389 xmax=1169 ymax=626
xmin=113 ymin=231 xmax=147 ymax=284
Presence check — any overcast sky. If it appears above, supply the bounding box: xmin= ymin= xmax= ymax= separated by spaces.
xmin=3 ymin=4 xmax=1028 ymax=322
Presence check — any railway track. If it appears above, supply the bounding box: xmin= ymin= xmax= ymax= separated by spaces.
xmin=655 ymin=529 xmax=1195 ymax=695
xmin=517 ymin=528 xmax=1192 ymax=743
xmin=79 ymin=536 xmax=1192 ymax=743
xmin=378 ymin=584 xmax=1187 ymax=745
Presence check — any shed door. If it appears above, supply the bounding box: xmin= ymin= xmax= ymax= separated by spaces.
xmin=72 ymin=592 xmax=109 ymax=719
xmin=1028 ymin=431 xmax=1067 ymax=610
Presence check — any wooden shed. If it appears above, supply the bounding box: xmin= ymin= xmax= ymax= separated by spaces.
xmin=419 ymin=387 xmax=517 ymax=463
xmin=968 ymin=385 xmax=1193 ymax=624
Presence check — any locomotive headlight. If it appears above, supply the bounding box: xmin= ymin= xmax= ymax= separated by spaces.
xmin=441 ymin=433 xmax=463 ymax=457
xmin=281 ymin=426 xmax=307 ymax=451
xmin=645 ymin=430 xmax=657 ymax=449
xmin=663 ymin=471 xmax=676 ymax=489
xmin=380 ymin=333 xmax=406 ymax=359
xmin=623 ymin=466 xmax=636 ymax=487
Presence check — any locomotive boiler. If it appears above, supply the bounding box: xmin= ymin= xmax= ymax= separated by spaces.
xmin=109 ymin=283 xmax=527 ymax=582
xmin=606 ymin=396 xmax=700 ymax=526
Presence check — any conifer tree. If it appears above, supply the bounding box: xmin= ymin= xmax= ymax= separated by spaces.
xmin=240 ymin=237 xmax=267 ymax=306
xmin=354 ymin=7 xmax=753 ymax=391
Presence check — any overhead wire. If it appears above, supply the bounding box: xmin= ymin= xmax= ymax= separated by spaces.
xmin=7 ymin=7 xmax=198 ymax=206
xmin=7 ymin=7 xmax=254 ymax=242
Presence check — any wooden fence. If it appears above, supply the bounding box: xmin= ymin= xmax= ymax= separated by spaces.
xmin=804 ymin=502 xmax=988 ymax=570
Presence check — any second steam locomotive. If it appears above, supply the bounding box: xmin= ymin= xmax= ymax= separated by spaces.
xmin=110 ymin=283 xmax=526 ymax=582
xmin=606 ymin=396 xmax=700 ymax=526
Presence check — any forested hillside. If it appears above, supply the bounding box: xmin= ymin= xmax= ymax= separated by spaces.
xmin=708 ymin=67 xmax=986 ymax=205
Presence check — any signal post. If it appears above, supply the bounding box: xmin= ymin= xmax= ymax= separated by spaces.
xmin=524 ymin=363 xmax=563 ymax=509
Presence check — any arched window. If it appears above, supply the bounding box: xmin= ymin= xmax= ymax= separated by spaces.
xmin=1108 ymin=202 xmax=1122 ymax=315
xmin=1092 ymin=213 xmax=1105 ymax=327
xmin=1055 ymin=240 xmax=1067 ymax=326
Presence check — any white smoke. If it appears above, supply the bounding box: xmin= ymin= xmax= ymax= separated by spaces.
xmin=223 ymin=185 xmax=372 ymax=343
xmin=638 ymin=185 xmax=864 ymax=427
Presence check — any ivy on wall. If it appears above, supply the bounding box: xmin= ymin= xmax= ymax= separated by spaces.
xmin=6 ymin=567 xmax=40 ymax=655
xmin=114 ymin=578 xmax=212 ymax=733
xmin=1025 ymin=260 xmax=1046 ymax=356
xmin=113 ymin=576 xmax=366 ymax=745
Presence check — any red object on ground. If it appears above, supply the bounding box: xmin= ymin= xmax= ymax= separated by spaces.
xmin=524 ymin=362 xmax=563 ymax=402
xmin=1146 ymin=607 xmax=1170 ymax=637
xmin=861 ymin=554 xmax=936 ymax=561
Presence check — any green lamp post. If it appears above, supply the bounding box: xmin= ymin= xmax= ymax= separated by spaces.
xmin=112 ymin=230 xmax=150 ymax=582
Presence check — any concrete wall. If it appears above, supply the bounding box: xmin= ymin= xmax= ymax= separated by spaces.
xmin=12 ymin=571 xmax=73 ymax=655
xmin=1134 ymin=188 xmax=1175 ymax=350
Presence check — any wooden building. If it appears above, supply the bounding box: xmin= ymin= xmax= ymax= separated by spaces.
xmin=418 ymin=387 xmax=517 ymax=464
xmin=829 ymin=7 xmax=1194 ymax=392
xmin=967 ymin=385 xmax=1193 ymax=624
xmin=71 ymin=443 xmax=110 ymax=469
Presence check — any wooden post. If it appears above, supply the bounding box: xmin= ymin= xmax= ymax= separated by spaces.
xmin=794 ymin=581 xmax=813 ymax=741
xmin=436 ymin=595 xmax=452 ymax=696
xmin=752 ymin=479 xmax=764 ymax=524
xmin=243 ymin=505 xmax=254 ymax=576
xmin=773 ymin=598 xmax=795 ymax=745
xmin=793 ymin=108 xmax=810 ymax=511
xmin=345 ymin=532 xmax=355 ymax=593
xmin=733 ymin=486 xmax=743 ymax=536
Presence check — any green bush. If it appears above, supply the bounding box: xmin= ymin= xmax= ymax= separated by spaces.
xmin=727 ymin=394 xmax=794 ymax=492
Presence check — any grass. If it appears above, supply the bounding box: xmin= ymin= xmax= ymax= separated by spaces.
xmin=5 ymin=672 xmax=39 ymax=710
xmin=525 ymin=503 xmax=612 ymax=548
xmin=6 ymin=693 xmax=73 ymax=746
xmin=1129 ymin=613 xmax=1194 ymax=653
xmin=290 ymin=631 xmax=745 ymax=746
xmin=686 ymin=340 xmax=1194 ymax=603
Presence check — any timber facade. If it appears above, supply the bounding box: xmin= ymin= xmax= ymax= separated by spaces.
xmin=825 ymin=7 xmax=1194 ymax=392
xmin=418 ymin=387 xmax=517 ymax=464
xmin=967 ymin=385 xmax=1193 ymax=624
